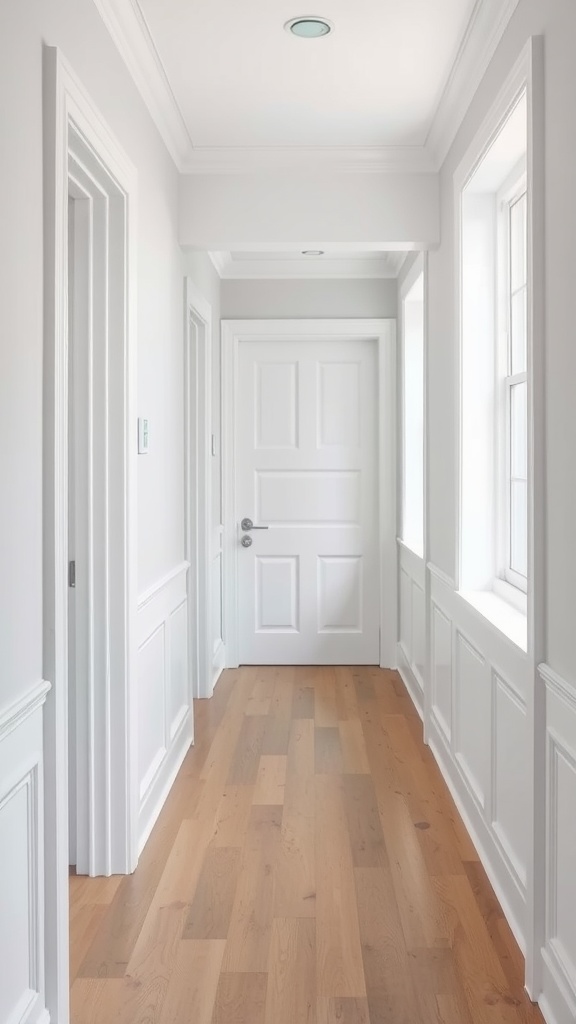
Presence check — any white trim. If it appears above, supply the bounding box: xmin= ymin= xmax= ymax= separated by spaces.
xmin=137 ymin=560 xmax=190 ymax=610
xmin=399 ymin=252 xmax=425 ymax=302
xmin=185 ymin=280 xmax=213 ymax=699
xmin=397 ymin=642 xmax=424 ymax=721
xmin=398 ymin=254 xmax=425 ymax=562
xmin=428 ymin=722 xmax=526 ymax=956
xmin=539 ymin=664 xmax=576 ymax=714
xmin=137 ymin=706 xmax=192 ymax=855
xmin=212 ymin=639 xmax=226 ymax=689
xmin=183 ymin=145 xmax=435 ymax=175
xmin=221 ymin=318 xmax=397 ymax=669
xmin=207 ymin=250 xmax=406 ymax=282
xmin=427 ymin=0 xmax=521 ymax=167
xmin=89 ymin=0 xmax=518 ymax=175
xmin=427 ymin=561 xmax=456 ymax=591
xmin=91 ymin=0 xmax=192 ymax=168
xmin=43 ymin=46 xmax=138 ymax=1024
xmin=0 ymin=682 xmax=51 ymax=742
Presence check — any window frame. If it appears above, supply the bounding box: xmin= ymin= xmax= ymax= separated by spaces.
xmin=400 ymin=257 xmax=425 ymax=560
xmin=496 ymin=164 xmax=528 ymax=596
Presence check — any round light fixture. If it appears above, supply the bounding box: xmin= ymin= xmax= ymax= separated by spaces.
xmin=285 ymin=16 xmax=333 ymax=38
xmin=302 ymin=250 xmax=325 ymax=256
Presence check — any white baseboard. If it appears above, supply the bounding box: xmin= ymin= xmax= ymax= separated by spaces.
xmin=396 ymin=641 xmax=424 ymax=720
xmin=212 ymin=640 xmax=226 ymax=692
xmin=428 ymin=717 xmax=526 ymax=956
xmin=138 ymin=709 xmax=192 ymax=856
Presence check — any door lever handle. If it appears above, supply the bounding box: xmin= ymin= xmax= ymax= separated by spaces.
xmin=241 ymin=517 xmax=269 ymax=532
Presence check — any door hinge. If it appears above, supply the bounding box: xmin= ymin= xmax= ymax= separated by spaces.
xmin=69 ymin=560 xmax=76 ymax=588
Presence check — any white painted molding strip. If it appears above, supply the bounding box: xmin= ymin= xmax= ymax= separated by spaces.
xmin=427 ymin=0 xmax=522 ymax=167
xmin=138 ymin=560 xmax=191 ymax=610
xmin=0 ymin=680 xmax=52 ymax=742
xmin=427 ymin=561 xmax=456 ymax=590
xmin=538 ymin=663 xmax=576 ymax=712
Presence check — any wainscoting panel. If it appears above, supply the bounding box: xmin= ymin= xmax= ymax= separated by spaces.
xmin=168 ymin=600 xmax=190 ymax=742
xmin=431 ymin=601 xmax=452 ymax=743
xmin=492 ymin=672 xmax=529 ymax=889
xmin=425 ymin=565 xmax=529 ymax=953
xmin=137 ymin=562 xmax=192 ymax=852
xmin=0 ymin=681 xmax=50 ymax=1024
xmin=540 ymin=664 xmax=576 ymax=1024
xmin=454 ymin=630 xmax=490 ymax=812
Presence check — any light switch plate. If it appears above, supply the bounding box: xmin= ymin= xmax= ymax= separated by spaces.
xmin=138 ymin=417 xmax=149 ymax=454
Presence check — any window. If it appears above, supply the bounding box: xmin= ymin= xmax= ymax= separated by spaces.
xmin=498 ymin=181 xmax=528 ymax=591
xmin=401 ymin=265 xmax=424 ymax=557
xmin=458 ymin=91 xmax=529 ymax=625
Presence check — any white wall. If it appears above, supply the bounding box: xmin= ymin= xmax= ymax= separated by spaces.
xmin=221 ymin=278 xmax=397 ymax=320
xmin=0 ymin=3 xmax=196 ymax=1020
xmin=418 ymin=4 xmax=576 ymax=1023
xmin=179 ymin=171 xmax=439 ymax=250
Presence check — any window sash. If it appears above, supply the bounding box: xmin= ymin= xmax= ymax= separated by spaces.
xmin=497 ymin=176 xmax=528 ymax=593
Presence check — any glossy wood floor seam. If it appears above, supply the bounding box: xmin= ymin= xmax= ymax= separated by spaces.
xmin=70 ymin=666 xmax=544 ymax=1023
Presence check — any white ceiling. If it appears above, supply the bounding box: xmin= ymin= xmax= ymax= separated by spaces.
xmin=94 ymin=0 xmax=521 ymax=172
xmin=137 ymin=0 xmax=476 ymax=150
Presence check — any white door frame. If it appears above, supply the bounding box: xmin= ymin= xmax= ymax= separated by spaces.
xmin=221 ymin=318 xmax=397 ymax=669
xmin=43 ymin=47 xmax=138 ymax=1022
xmin=184 ymin=280 xmax=213 ymax=699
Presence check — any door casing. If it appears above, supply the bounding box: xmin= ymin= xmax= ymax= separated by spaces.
xmin=43 ymin=46 xmax=138 ymax=1023
xmin=184 ymin=279 xmax=213 ymax=699
xmin=221 ymin=318 xmax=397 ymax=669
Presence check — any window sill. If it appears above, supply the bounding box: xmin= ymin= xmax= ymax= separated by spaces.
xmin=397 ymin=537 xmax=424 ymax=560
xmin=458 ymin=588 xmax=527 ymax=652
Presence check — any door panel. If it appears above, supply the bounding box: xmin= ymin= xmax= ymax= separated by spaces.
xmin=237 ymin=338 xmax=379 ymax=664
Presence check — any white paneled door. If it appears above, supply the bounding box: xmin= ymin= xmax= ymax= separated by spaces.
xmin=236 ymin=337 xmax=379 ymax=664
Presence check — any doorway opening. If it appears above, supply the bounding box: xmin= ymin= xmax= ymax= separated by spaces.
xmin=184 ymin=280 xmax=213 ymax=699
xmin=43 ymin=47 xmax=138 ymax=1022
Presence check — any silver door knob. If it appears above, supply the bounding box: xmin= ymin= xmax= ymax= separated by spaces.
xmin=241 ymin=535 xmax=253 ymax=548
xmin=241 ymin=517 xmax=269 ymax=532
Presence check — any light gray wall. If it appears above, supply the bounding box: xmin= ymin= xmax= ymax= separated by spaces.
xmin=221 ymin=278 xmax=397 ymax=319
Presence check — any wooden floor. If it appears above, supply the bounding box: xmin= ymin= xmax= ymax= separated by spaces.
xmin=70 ymin=666 xmax=544 ymax=1023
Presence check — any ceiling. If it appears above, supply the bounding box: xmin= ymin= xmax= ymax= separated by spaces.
xmin=93 ymin=0 xmax=520 ymax=173
xmin=93 ymin=0 xmax=520 ymax=277
xmin=137 ymin=0 xmax=475 ymax=150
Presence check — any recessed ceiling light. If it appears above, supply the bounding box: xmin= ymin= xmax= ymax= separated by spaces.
xmin=302 ymin=250 xmax=325 ymax=256
xmin=285 ymin=17 xmax=334 ymax=38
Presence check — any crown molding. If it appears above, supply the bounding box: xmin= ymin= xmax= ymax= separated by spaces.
xmin=92 ymin=0 xmax=520 ymax=177
xmin=209 ymin=251 xmax=406 ymax=280
xmin=181 ymin=145 xmax=435 ymax=175
xmin=91 ymin=0 xmax=192 ymax=168
xmin=426 ymin=0 xmax=521 ymax=168
xmin=208 ymin=251 xmax=231 ymax=277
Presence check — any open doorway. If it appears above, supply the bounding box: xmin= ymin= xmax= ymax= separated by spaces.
xmin=43 ymin=48 xmax=138 ymax=1022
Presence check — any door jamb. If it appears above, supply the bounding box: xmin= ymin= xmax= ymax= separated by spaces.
xmin=184 ymin=280 xmax=213 ymax=699
xmin=221 ymin=317 xmax=397 ymax=669
xmin=43 ymin=46 xmax=138 ymax=1023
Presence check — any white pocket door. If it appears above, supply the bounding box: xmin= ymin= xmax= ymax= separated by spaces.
xmin=234 ymin=336 xmax=380 ymax=665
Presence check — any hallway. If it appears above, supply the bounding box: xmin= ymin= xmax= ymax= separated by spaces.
xmin=69 ymin=667 xmax=543 ymax=1024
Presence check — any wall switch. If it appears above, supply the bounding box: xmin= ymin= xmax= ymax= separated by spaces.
xmin=138 ymin=417 xmax=149 ymax=454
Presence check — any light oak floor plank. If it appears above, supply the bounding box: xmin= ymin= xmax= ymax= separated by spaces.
xmin=70 ymin=666 xmax=543 ymax=1024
